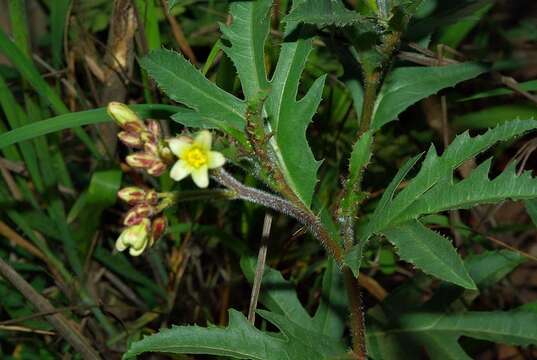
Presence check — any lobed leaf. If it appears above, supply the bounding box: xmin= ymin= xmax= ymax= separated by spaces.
xmin=365 ymin=119 xmax=537 ymax=237
xmin=219 ymin=0 xmax=271 ymax=100
xmin=266 ymin=39 xmax=325 ymax=206
xmin=397 ymin=160 xmax=537 ymax=223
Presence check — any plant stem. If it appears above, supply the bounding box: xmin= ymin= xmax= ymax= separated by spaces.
xmin=338 ymin=26 xmax=406 ymax=359
xmin=212 ymin=168 xmax=344 ymax=265
xmin=358 ymin=71 xmax=380 ymax=136
xmin=344 ymin=267 xmax=367 ymax=360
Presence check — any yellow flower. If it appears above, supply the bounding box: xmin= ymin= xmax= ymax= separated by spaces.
xmin=115 ymin=219 xmax=150 ymax=256
xmin=168 ymin=130 xmax=225 ymax=188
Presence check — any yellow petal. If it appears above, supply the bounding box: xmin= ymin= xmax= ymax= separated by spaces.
xmin=194 ymin=130 xmax=212 ymax=151
xmin=170 ymin=160 xmax=192 ymax=181
xmin=168 ymin=137 xmax=192 ymax=157
xmin=207 ymin=151 xmax=225 ymax=169
xmin=191 ymin=166 xmax=209 ymax=188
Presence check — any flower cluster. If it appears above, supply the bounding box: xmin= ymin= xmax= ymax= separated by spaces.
xmin=107 ymin=102 xmax=173 ymax=176
xmin=115 ymin=186 xmax=173 ymax=256
xmin=108 ymin=102 xmax=227 ymax=256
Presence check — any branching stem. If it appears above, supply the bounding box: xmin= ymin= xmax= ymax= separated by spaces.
xmin=212 ymin=168 xmax=344 ymax=265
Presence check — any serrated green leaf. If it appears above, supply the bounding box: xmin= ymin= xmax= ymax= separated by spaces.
xmin=124 ymin=308 xmax=347 ymax=360
xmin=372 ymin=63 xmax=486 ymax=130
xmin=396 ymin=159 xmax=537 ymax=223
xmin=367 ymin=310 xmax=537 ymax=360
xmin=365 ymin=119 xmax=537 ymax=236
xmin=382 ymin=220 xmax=475 ymax=289
xmin=220 ymin=0 xmax=271 ymax=100
xmin=266 ymin=39 xmax=325 ymax=206
xmin=139 ymin=49 xmax=247 ymax=131
xmin=374 ymin=153 xmax=423 ymax=217
xmin=285 ymin=0 xmax=372 ymax=28
xmin=343 ymin=244 xmax=363 ymax=278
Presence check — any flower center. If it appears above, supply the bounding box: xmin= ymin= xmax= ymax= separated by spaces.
xmin=184 ymin=146 xmax=208 ymax=169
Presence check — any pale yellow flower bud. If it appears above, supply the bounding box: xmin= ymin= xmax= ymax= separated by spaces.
xmin=107 ymin=102 xmax=144 ymax=130
xmin=115 ymin=219 xmax=150 ymax=256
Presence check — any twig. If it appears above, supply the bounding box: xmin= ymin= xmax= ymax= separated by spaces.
xmin=0 ymin=256 xmax=101 ymax=360
xmin=248 ymin=213 xmax=272 ymax=324
xmin=501 ymin=76 xmax=537 ymax=105
xmin=159 ymin=0 xmax=198 ymax=64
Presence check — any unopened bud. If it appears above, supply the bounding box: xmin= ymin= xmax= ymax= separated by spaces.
xmin=144 ymin=142 xmax=159 ymax=156
xmin=118 ymin=131 xmax=143 ymax=148
xmin=116 ymin=218 xmax=150 ymax=256
xmin=149 ymin=216 xmax=167 ymax=246
xmin=107 ymin=102 xmax=145 ymax=130
xmin=126 ymin=152 xmax=158 ymax=169
xmin=158 ymin=145 xmax=174 ymax=163
xmin=145 ymin=189 xmax=158 ymax=205
xmin=124 ymin=203 xmax=155 ymax=226
xmin=147 ymin=161 xmax=167 ymax=176
xmin=118 ymin=186 xmax=146 ymax=205
xmin=147 ymin=120 xmax=161 ymax=139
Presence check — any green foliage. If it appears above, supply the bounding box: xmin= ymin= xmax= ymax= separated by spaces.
xmin=0 ymin=105 xmax=181 ymax=150
xmin=285 ymin=0 xmax=371 ymax=27
xmin=368 ymin=310 xmax=537 ymax=360
xmin=400 ymin=160 xmax=537 ymax=221
xmin=125 ymin=259 xmax=348 ymax=359
xmin=372 ymin=63 xmax=486 ymax=130
xmin=364 ymin=119 xmax=537 ymax=237
xmin=219 ymin=0 xmax=272 ymax=100
xmin=383 ymin=220 xmax=475 ymax=289
xmin=124 ymin=309 xmax=348 ymax=360
xmin=140 ymin=49 xmax=247 ymax=132
xmin=2 ymin=0 xmax=537 ymax=358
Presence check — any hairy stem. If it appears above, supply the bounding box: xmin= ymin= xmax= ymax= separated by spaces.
xmin=339 ymin=25 xmax=407 ymax=359
xmin=212 ymin=168 xmax=344 ymax=265
xmin=344 ymin=267 xmax=367 ymax=360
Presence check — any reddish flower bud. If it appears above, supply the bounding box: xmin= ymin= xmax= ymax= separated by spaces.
xmin=118 ymin=186 xmax=146 ymax=205
xmin=147 ymin=120 xmax=161 ymax=139
xmin=147 ymin=161 xmax=167 ymax=176
xmin=123 ymin=121 xmax=146 ymax=134
xmin=126 ymin=152 xmax=157 ymax=169
xmin=144 ymin=142 xmax=159 ymax=156
xmin=124 ymin=203 xmax=155 ymax=226
xmin=118 ymin=131 xmax=143 ymax=148
xmin=149 ymin=216 xmax=167 ymax=246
